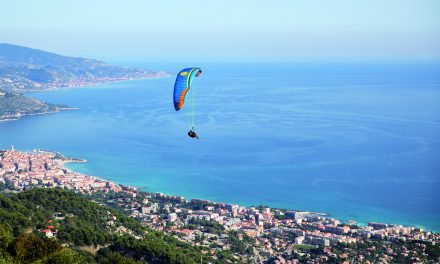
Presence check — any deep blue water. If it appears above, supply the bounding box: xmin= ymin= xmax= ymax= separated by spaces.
xmin=1 ymin=62 xmax=439 ymax=231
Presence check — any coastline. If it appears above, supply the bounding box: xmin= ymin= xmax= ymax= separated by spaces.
xmin=56 ymin=152 xmax=436 ymax=234
xmin=52 ymin=150 xmax=438 ymax=233
xmin=1 ymin=148 xmax=439 ymax=263
xmin=18 ymin=71 xmax=170 ymax=93
xmin=0 ymin=73 xmax=170 ymax=123
xmin=0 ymin=107 xmax=77 ymax=123
xmin=0 ymin=74 xmax=438 ymax=234
xmin=1 ymin=73 xmax=438 ymax=232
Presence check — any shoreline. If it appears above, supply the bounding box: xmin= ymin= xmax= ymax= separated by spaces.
xmin=139 ymin=187 xmax=435 ymax=233
xmin=18 ymin=72 xmax=170 ymax=93
xmin=0 ymin=143 xmax=437 ymax=232
xmin=59 ymin=154 xmax=436 ymax=233
xmin=0 ymin=72 xmax=170 ymax=123
xmin=0 ymin=107 xmax=77 ymax=123
xmin=1 ymin=148 xmax=439 ymax=262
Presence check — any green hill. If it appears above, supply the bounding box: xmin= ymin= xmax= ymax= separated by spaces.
xmin=0 ymin=87 xmax=66 ymax=121
xmin=0 ymin=189 xmax=221 ymax=264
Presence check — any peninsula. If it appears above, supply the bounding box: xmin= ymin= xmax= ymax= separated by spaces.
xmin=0 ymin=87 xmax=70 ymax=121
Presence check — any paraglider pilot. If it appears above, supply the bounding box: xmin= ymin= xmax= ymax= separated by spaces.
xmin=188 ymin=128 xmax=199 ymax=139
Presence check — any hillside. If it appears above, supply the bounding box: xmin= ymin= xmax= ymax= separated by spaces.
xmin=0 ymin=43 xmax=169 ymax=121
xmin=0 ymin=43 xmax=167 ymax=92
xmin=0 ymin=87 xmax=67 ymax=121
xmin=0 ymin=188 xmax=220 ymax=264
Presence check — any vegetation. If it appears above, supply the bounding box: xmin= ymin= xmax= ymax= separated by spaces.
xmin=228 ymin=231 xmax=255 ymax=256
xmin=0 ymin=87 xmax=64 ymax=120
xmin=187 ymin=219 xmax=225 ymax=235
xmin=291 ymin=244 xmax=315 ymax=251
xmin=0 ymin=188 xmax=217 ymax=264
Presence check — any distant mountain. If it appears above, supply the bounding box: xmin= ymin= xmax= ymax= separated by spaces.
xmin=0 ymin=43 xmax=97 ymax=68
xmin=0 ymin=43 xmax=168 ymax=92
xmin=0 ymin=43 xmax=168 ymax=121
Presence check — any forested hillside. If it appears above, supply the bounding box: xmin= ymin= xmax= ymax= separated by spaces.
xmin=0 ymin=189 xmax=229 ymax=264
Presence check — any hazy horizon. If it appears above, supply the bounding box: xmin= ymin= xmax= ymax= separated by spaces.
xmin=1 ymin=0 xmax=439 ymax=62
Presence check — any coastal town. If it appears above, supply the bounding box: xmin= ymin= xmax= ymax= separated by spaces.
xmin=0 ymin=69 xmax=169 ymax=92
xmin=0 ymin=149 xmax=123 ymax=193
xmin=1 ymin=149 xmax=439 ymax=263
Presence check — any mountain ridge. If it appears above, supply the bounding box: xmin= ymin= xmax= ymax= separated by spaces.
xmin=0 ymin=43 xmax=168 ymax=121
xmin=0 ymin=43 xmax=97 ymax=67
xmin=0 ymin=43 xmax=168 ymax=92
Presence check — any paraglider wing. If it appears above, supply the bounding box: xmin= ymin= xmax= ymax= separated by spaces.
xmin=173 ymin=67 xmax=202 ymax=111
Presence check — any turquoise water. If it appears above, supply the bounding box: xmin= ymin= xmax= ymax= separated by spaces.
xmin=1 ymin=62 xmax=439 ymax=231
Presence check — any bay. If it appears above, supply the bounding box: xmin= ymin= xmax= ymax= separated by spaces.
xmin=1 ymin=62 xmax=439 ymax=231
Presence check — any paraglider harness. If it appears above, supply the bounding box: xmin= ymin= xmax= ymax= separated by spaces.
xmin=188 ymin=127 xmax=199 ymax=139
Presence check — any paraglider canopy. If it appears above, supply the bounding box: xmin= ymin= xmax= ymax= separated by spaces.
xmin=173 ymin=67 xmax=202 ymax=138
xmin=173 ymin=67 xmax=202 ymax=111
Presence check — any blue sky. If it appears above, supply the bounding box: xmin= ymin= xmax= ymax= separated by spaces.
xmin=1 ymin=0 xmax=439 ymax=61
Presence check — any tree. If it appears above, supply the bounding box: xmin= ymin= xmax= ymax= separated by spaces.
xmin=0 ymin=223 xmax=13 ymax=255
xmin=12 ymin=234 xmax=62 ymax=263
xmin=35 ymin=248 xmax=87 ymax=264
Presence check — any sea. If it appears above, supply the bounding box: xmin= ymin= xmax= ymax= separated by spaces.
xmin=1 ymin=62 xmax=439 ymax=231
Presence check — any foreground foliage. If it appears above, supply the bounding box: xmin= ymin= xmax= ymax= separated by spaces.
xmin=0 ymin=188 xmax=216 ymax=264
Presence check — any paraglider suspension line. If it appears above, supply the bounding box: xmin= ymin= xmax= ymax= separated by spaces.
xmin=191 ymin=83 xmax=195 ymax=129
